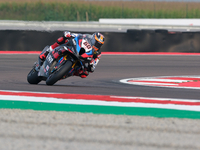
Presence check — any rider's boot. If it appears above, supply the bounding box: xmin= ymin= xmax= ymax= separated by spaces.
xmin=80 ymin=71 xmax=89 ymax=78
xmin=74 ymin=68 xmax=89 ymax=78
xmin=39 ymin=50 xmax=49 ymax=66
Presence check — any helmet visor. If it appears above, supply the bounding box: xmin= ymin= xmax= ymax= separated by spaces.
xmin=94 ymin=41 xmax=103 ymax=49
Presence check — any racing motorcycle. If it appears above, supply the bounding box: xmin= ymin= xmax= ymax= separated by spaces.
xmin=27 ymin=35 xmax=94 ymax=85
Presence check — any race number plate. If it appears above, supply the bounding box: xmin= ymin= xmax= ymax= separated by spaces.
xmin=46 ymin=54 xmax=54 ymax=63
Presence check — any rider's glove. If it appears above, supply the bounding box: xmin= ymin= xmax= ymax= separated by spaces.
xmin=89 ymin=59 xmax=96 ymax=72
xmin=64 ymin=31 xmax=75 ymax=39
xmin=93 ymin=50 xmax=101 ymax=59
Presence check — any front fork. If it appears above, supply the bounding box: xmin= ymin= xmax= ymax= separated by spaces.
xmin=66 ymin=60 xmax=80 ymax=77
xmin=60 ymin=54 xmax=81 ymax=79
xmin=52 ymin=54 xmax=83 ymax=79
xmin=51 ymin=54 xmax=69 ymax=73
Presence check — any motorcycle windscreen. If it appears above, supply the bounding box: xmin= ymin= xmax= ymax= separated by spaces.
xmin=74 ymin=36 xmax=93 ymax=56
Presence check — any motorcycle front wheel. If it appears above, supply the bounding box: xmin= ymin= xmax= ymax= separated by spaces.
xmin=27 ymin=68 xmax=42 ymax=84
xmin=46 ymin=61 xmax=73 ymax=85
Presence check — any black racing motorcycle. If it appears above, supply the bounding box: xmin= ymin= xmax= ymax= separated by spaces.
xmin=27 ymin=35 xmax=94 ymax=85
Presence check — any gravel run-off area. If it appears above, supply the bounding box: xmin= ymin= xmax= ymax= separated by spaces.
xmin=0 ymin=109 xmax=200 ymax=150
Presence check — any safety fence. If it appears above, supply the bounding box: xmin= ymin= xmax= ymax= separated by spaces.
xmin=1 ymin=29 xmax=200 ymax=52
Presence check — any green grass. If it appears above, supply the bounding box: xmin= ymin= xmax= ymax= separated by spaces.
xmin=1 ymin=100 xmax=200 ymax=119
xmin=0 ymin=2 xmax=199 ymax=21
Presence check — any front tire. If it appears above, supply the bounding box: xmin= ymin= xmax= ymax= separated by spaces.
xmin=27 ymin=68 xmax=42 ymax=84
xmin=46 ymin=61 xmax=73 ymax=85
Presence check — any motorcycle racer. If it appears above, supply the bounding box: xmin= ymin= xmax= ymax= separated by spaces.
xmin=39 ymin=31 xmax=105 ymax=78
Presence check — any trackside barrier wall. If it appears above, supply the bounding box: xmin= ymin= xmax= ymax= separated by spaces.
xmin=0 ymin=30 xmax=200 ymax=52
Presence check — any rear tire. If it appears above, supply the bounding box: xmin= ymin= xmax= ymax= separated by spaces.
xmin=46 ymin=61 xmax=73 ymax=85
xmin=27 ymin=68 xmax=41 ymax=84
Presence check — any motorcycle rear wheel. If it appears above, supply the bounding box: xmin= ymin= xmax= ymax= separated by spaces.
xmin=46 ymin=61 xmax=73 ymax=85
xmin=27 ymin=68 xmax=42 ymax=84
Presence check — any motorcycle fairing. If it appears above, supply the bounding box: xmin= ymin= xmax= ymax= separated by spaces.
xmin=38 ymin=60 xmax=50 ymax=78
xmin=74 ymin=35 xmax=93 ymax=57
xmin=51 ymin=56 xmax=66 ymax=73
xmin=38 ymin=52 xmax=67 ymax=79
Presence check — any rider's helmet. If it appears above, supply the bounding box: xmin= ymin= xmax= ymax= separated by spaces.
xmin=91 ymin=32 xmax=105 ymax=51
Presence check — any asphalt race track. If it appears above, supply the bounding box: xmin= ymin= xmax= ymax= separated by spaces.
xmin=1 ymin=53 xmax=200 ymax=150
xmin=1 ymin=54 xmax=200 ymax=99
